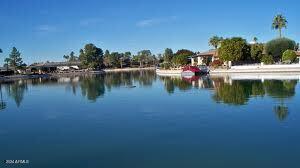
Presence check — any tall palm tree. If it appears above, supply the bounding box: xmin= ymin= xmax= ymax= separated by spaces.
xmin=272 ymin=14 xmax=287 ymax=38
xmin=209 ymin=36 xmax=223 ymax=50
xmin=209 ymin=36 xmax=223 ymax=58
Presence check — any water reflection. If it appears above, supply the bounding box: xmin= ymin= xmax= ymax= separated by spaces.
xmin=0 ymin=71 xmax=298 ymax=122
xmin=0 ymin=71 xmax=157 ymax=105
xmin=273 ymin=105 xmax=289 ymax=121
xmin=159 ymin=74 xmax=298 ymax=121
xmin=4 ymin=80 xmax=28 ymax=107
xmin=80 ymin=75 xmax=105 ymax=102
xmin=0 ymin=84 xmax=6 ymax=111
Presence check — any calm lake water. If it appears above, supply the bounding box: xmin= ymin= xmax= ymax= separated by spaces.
xmin=0 ymin=70 xmax=300 ymax=168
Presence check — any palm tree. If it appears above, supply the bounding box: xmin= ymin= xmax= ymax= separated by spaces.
xmin=63 ymin=55 xmax=70 ymax=61
xmin=209 ymin=36 xmax=223 ymax=50
xmin=253 ymin=37 xmax=258 ymax=43
xmin=272 ymin=14 xmax=287 ymax=38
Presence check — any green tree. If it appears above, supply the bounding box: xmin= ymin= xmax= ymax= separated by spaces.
xmin=209 ymin=36 xmax=223 ymax=64
xmin=209 ymin=36 xmax=223 ymax=50
xmin=171 ymin=49 xmax=194 ymax=66
xmin=219 ymin=37 xmax=250 ymax=62
xmin=157 ymin=54 xmax=164 ymax=63
xmin=6 ymin=47 xmax=24 ymax=72
xmin=282 ymin=49 xmax=297 ymax=63
xmin=122 ymin=52 xmax=132 ymax=68
xmin=69 ymin=51 xmax=78 ymax=62
xmin=4 ymin=58 xmax=10 ymax=71
xmin=79 ymin=44 xmax=103 ymax=69
xmin=163 ymin=48 xmax=173 ymax=63
xmin=137 ymin=50 xmax=152 ymax=67
xmin=250 ymin=43 xmax=264 ymax=61
xmin=109 ymin=52 xmax=122 ymax=68
xmin=63 ymin=52 xmax=78 ymax=62
xmin=117 ymin=52 xmax=131 ymax=68
xmin=103 ymin=50 xmax=111 ymax=67
xmin=272 ymin=14 xmax=287 ymax=38
xmin=265 ymin=38 xmax=296 ymax=61
xmin=63 ymin=54 xmax=69 ymax=61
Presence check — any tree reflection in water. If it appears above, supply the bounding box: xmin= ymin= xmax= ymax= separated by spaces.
xmin=0 ymin=84 xmax=6 ymax=111
xmin=160 ymin=76 xmax=192 ymax=94
xmin=80 ymin=75 xmax=105 ymax=102
xmin=80 ymin=71 xmax=156 ymax=101
xmin=273 ymin=105 xmax=289 ymax=121
xmin=214 ymin=79 xmax=297 ymax=121
xmin=5 ymin=80 xmax=28 ymax=107
xmin=160 ymin=76 xmax=297 ymax=121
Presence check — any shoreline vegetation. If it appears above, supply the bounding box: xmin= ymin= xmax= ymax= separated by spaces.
xmin=0 ymin=14 xmax=299 ymax=78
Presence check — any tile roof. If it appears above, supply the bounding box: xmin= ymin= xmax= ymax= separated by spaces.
xmin=30 ymin=61 xmax=81 ymax=68
xmin=192 ymin=49 xmax=218 ymax=58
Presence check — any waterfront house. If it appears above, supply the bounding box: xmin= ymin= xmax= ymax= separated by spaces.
xmin=0 ymin=67 xmax=14 ymax=76
xmin=191 ymin=49 xmax=218 ymax=66
xmin=28 ymin=61 xmax=81 ymax=73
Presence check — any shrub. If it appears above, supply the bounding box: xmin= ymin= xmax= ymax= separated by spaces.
xmin=250 ymin=43 xmax=264 ymax=61
xmin=209 ymin=60 xmax=223 ymax=68
xmin=282 ymin=49 xmax=297 ymax=63
xmin=261 ymin=55 xmax=274 ymax=64
xmin=265 ymin=38 xmax=296 ymax=61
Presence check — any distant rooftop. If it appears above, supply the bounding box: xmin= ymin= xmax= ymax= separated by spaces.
xmin=192 ymin=49 xmax=218 ymax=58
xmin=29 ymin=61 xmax=81 ymax=68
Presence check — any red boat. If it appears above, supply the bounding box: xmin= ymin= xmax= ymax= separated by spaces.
xmin=181 ymin=66 xmax=200 ymax=76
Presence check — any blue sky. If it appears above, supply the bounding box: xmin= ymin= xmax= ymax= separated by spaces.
xmin=0 ymin=0 xmax=299 ymax=64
